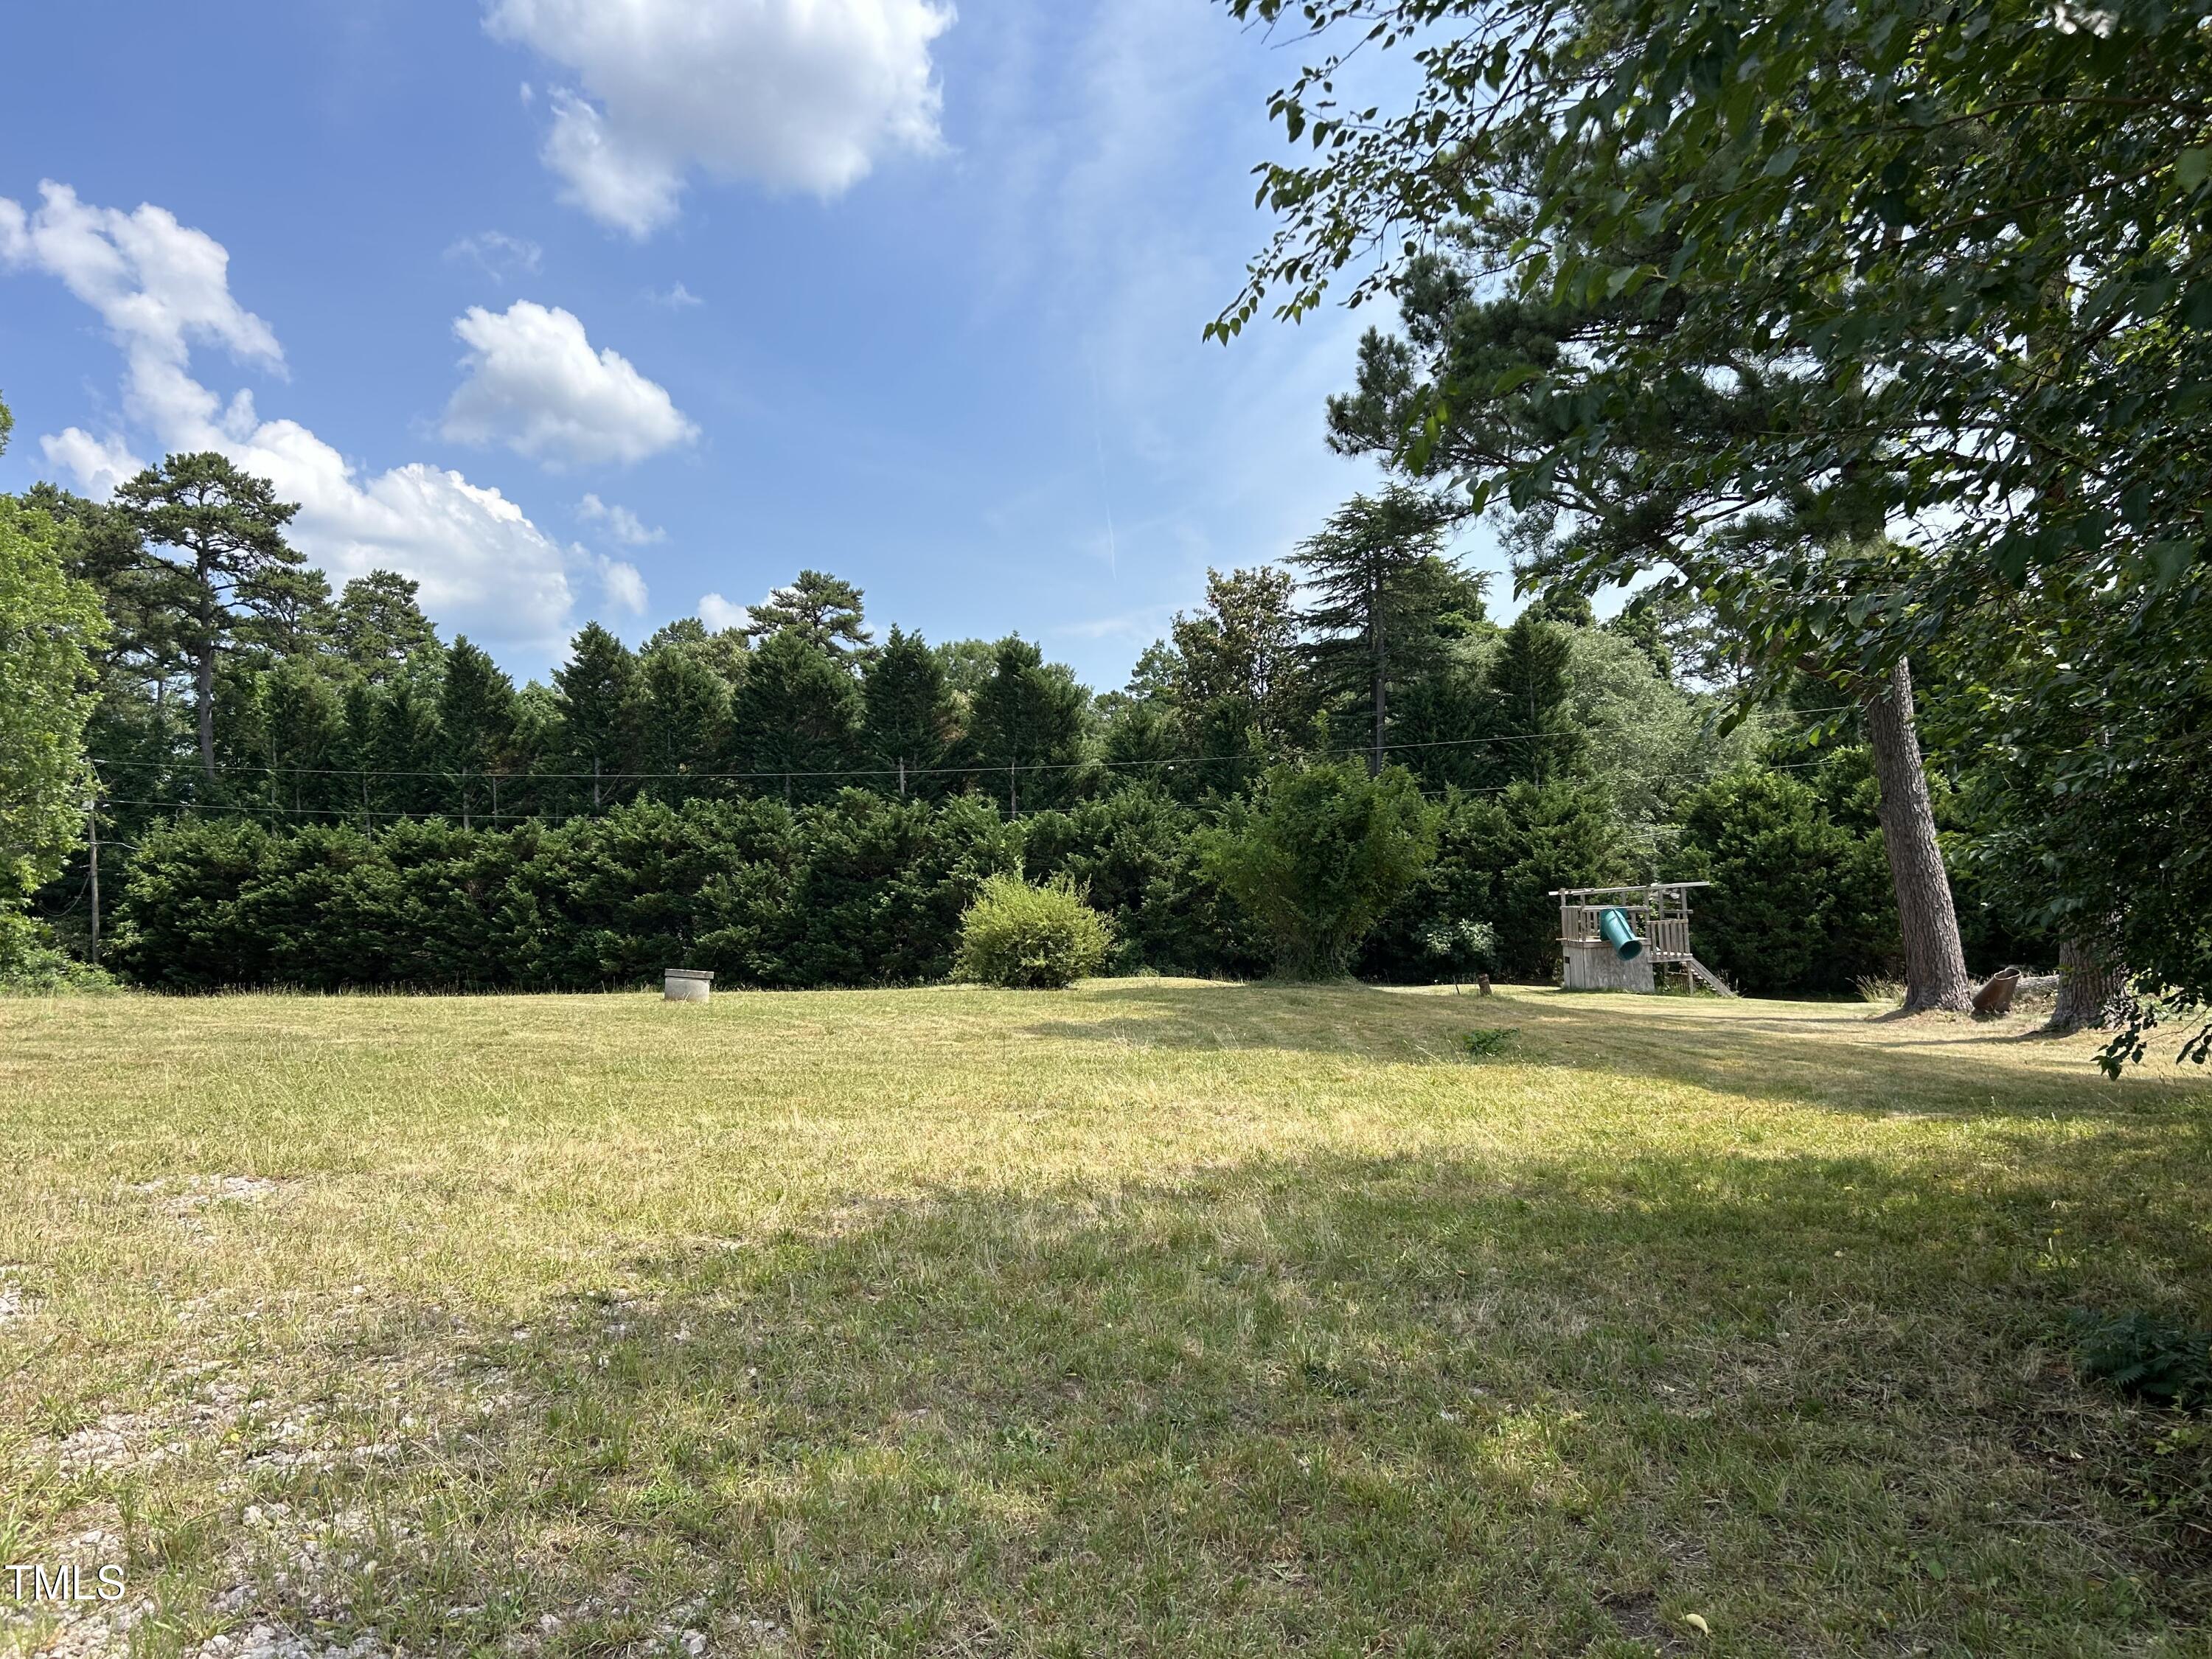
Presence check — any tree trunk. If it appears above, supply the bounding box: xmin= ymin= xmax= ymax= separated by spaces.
xmin=195 ymin=643 xmax=217 ymax=779
xmin=1371 ymin=655 xmax=1385 ymax=776
xmin=2048 ymin=936 xmax=2129 ymax=1034
xmin=1860 ymin=657 xmax=1974 ymax=1013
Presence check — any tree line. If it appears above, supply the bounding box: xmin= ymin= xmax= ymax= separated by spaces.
xmin=1 ymin=404 xmax=2023 ymax=997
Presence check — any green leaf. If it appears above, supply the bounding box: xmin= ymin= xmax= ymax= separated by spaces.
xmin=2180 ymin=147 xmax=2212 ymax=190
xmin=2146 ymin=540 xmax=2196 ymax=585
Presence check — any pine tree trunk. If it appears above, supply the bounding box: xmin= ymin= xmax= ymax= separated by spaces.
xmin=1860 ymin=657 xmax=1974 ymax=1013
xmin=2048 ymin=936 xmax=2129 ymax=1033
xmin=1371 ymin=658 xmax=1385 ymax=777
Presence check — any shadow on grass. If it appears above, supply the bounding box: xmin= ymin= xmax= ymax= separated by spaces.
xmin=160 ymin=1141 xmax=2212 ymax=1658
xmin=1023 ymin=982 xmax=2209 ymax=1125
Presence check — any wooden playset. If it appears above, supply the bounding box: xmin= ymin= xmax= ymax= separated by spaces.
xmin=1552 ymin=882 xmax=1736 ymax=995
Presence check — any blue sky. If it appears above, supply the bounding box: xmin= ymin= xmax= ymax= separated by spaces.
xmin=0 ymin=0 xmax=1495 ymax=688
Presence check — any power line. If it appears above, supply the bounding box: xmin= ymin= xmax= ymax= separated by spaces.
xmin=86 ymin=704 xmax=1858 ymax=788
xmin=96 ymin=797 xmax=610 ymax=826
xmin=91 ymin=754 xmax=1855 ymax=834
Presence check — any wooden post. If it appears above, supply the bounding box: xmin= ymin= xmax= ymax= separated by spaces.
xmin=86 ymin=775 xmax=100 ymax=969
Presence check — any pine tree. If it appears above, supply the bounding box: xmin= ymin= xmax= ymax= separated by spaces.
xmin=257 ymin=656 xmax=349 ymax=818
xmin=1291 ymin=485 xmax=1461 ymax=775
xmin=742 ymin=570 xmax=872 ymax=661
xmin=240 ymin=566 xmax=336 ymax=659
xmin=861 ymin=625 xmax=954 ymax=796
xmin=1387 ymin=664 xmax=1495 ymax=793
xmin=27 ymin=484 xmax=189 ymax=703
xmin=729 ymin=629 xmax=863 ymax=800
xmin=965 ymin=637 xmax=1090 ymax=812
xmin=114 ymin=453 xmax=305 ymax=778
xmin=501 ymin=681 xmax=563 ymax=822
xmin=334 ymin=571 xmax=439 ymax=684
xmin=638 ymin=642 xmax=734 ymax=804
xmin=554 ymin=623 xmax=641 ymax=813
xmin=366 ymin=666 xmax=445 ymax=818
xmin=439 ymin=637 xmax=518 ymax=826
xmin=1487 ymin=612 xmax=1584 ymax=785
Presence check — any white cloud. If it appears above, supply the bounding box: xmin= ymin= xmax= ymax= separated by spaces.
xmin=577 ymin=492 xmax=664 ymax=545
xmin=698 ymin=592 xmax=751 ymax=633
xmin=440 ymin=299 xmax=696 ymax=468
xmin=443 ymin=229 xmax=543 ymax=282
xmin=597 ymin=555 xmax=649 ymax=614
xmin=1 ymin=182 xmax=602 ymax=658
xmin=646 ymin=281 xmax=703 ymax=310
xmin=484 ymin=0 xmax=955 ymax=235
xmin=41 ymin=427 xmax=145 ymax=498
xmin=0 ymin=181 xmax=284 ymax=441
xmin=539 ymin=90 xmax=686 ymax=237
xmin=245 ymin=424 xmax=580 ymax=647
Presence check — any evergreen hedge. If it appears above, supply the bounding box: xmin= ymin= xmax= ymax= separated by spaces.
xmin=109 ymin=773 xmax=1917 ymax=996
xmin=114 ymin=793 xmax=1020 ymax=992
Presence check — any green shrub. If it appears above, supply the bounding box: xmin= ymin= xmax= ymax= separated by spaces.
xmin=1203 ymin=760 xmax=1436 ymax=980
xmin=1463 ymin=1026 xmax=1517 ymax=1057
xmin=2070 ymin=1310 xmax=2212 ymax=1412
xmin=954 ymin=874 xmax=1113 ymax=990
xmin=1020 ymin=787 xmax=1268 ymax=979
xmin=0 ymin=914 xmax=118 ymax=994
xmin=1416 ymin=917 xmax=1498 ymax=987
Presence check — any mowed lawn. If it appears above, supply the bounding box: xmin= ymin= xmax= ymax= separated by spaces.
xmin=3 ymin=984 xmax=2210 ymax=1658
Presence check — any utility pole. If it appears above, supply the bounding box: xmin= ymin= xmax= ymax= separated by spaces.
xmin=1008 ymin=759 xmax=1018 ymax=816
xmin=592 ymin=756 xmax=602 ymax=812
xmin=459 ymin=768 xmax=470 ymax=832
xmin=898 ymin=756 xmax=907 ymax=799
xmin=86 ymin=772 xmax=101 ymax=969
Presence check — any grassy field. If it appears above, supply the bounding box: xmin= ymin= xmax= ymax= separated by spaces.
xmin=2 ymin=982 xmax=2209 ymax=1658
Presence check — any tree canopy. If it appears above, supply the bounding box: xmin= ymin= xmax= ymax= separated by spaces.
xmin=1215 ymin=0 xmax=2212 ymax=1051
xmin=0 ymin=404 xmax=108 ymax=974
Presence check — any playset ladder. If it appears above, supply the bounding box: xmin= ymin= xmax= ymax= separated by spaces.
xmin=1681 ymin=955 xmax=1738 ymax=998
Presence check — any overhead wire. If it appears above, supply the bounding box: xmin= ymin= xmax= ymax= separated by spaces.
xmin=86 ymin=703 xmax=1859 ymax=789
